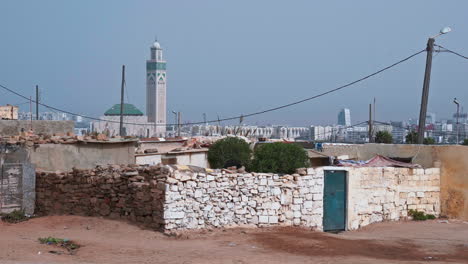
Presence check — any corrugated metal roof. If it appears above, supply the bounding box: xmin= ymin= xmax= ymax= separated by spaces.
xmin=104 ymin=104 xmax=144 ymax=116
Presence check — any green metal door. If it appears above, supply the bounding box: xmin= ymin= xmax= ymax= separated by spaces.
xmin=323 ymin=170 xmax=346 ymax=231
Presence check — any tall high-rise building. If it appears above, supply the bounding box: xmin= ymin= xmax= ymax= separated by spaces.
xmin=146 ymin=40 xmax=167 ymax=136
xmin=338 ymin=108 xmax=351 ymax=126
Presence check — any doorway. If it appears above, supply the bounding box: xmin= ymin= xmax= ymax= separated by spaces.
xmin=323 ymin=170 xmax=347 ymax=232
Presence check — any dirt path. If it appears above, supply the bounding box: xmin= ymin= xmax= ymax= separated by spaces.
xmin=0 ymin=216 xmax=467 ymax=264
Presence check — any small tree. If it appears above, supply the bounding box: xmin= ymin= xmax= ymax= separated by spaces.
xmin=423 ymin=137 xmax=435 ymax=145
xmin=375 ymin=131 xmax=393 ymax=144
xmin=249 ymin=142 xmax=309 ymax=174
xmin=207 ymin=137 xmax=252 ymax=169
xmin=406 ymin=131 xmax=418 ymax=144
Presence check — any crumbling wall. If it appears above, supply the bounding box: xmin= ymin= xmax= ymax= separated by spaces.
xmin=347 ymin=167 xmax=440 ymax=230
xmin=0 ymin=120 xmax=74 ymax=136
xmin=35 ymin=165 xmax=167 ymax=229
xmin=30 ymin=142 xmax=136 ymax=171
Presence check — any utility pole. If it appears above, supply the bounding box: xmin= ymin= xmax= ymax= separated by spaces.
xmin=454 ymin=98 xmax=460 ymax=144
xmin=119 ymin=65 xmax=125 ymax=136
xmin=177 ymin=112 xmax=181 ymax=137
xmin=368 ymin=103 xmax=373 ymax=143
xmin=417 ymin=38 xmax=435 ymax=144
xmin=35 ymin=85 xmax=39 ymax=120
xmin=29 ymin=96 xmax=32 ymax=131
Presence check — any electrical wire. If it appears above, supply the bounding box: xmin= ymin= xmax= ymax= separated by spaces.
xmin=435 ymin=45 xmax=468 ymax=60
xmin=0 ymin=49 xmax=426 ymax=127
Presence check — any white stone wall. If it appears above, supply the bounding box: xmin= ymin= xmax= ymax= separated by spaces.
xmin=160 ymin=166 xmax=440 ymax=231
xmin=163 ymin=168 xmax=324 ymax=230
xmin=346 ymin=167 xmax=440 ymax=230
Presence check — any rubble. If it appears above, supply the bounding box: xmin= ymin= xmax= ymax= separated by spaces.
xmin=0 ymin=131 xmax=137 ymax=145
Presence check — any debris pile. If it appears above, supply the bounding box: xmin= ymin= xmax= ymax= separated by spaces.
xmin=0 ymin=131 xmax=137 ymax=145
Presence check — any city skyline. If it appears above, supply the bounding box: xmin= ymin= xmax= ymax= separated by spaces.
xmin=1 ymin=1 xmax=468 ymax=127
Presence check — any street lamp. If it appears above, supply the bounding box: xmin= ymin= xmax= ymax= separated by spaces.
xmin=417 ymin=27 xmax=452 ymax=144
xmin=454 ymin=98 xmax=460 ymax=144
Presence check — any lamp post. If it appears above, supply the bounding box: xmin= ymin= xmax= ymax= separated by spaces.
xmin=417 ymin=27 xmax=452 ymax=144
xmin=454 ymin=98 xmax=460 ymax=144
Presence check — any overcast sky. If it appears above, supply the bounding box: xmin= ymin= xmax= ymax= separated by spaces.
xmin=1 ymin=0 xmax=467 ymax=126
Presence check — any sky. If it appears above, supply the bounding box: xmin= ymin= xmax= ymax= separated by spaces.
xmin=1 ymin=0 xmax=467 ymax=126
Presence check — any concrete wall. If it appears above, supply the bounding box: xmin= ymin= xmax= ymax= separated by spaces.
xmin=0 ymin=120 xmax=74 ymax=136
xmin=136 ymin=150 xmax=209 ymax=168
xmin=138 ymin=140 xmax=186 ymax=153
xmin=0 ymin=163 xmax=35 ymax=215
xmin=29 ymin=142 xmax=136 ymax=171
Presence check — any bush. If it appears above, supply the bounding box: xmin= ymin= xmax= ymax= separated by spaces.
xmin=207 ymin=137 xmax=252 ymax=169
xmin=375 ymin=131 xmax=393 ymax=144
xmin=249 ymin=142 xmax=309 ymax=174
xmin=462 ymin=139 xmax=468 ymax=146
xmin=408 ymin=209 xmax=436 ymax=221
xmin=405 ymin=131 xmax=436 ymax=145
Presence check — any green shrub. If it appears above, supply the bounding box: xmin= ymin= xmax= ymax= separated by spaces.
xmin=375 ymin=131 xmax=393 ymax=144
xmin=408 ymin=209 xmax=436 ymax=221
xmin=249 ymin=142 xmax=309 ymax=174
xmin=208 ymin=137 xmax=252 ymax=169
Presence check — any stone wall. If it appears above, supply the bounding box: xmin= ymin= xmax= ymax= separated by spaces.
xmin=163 ymin=168 xmax=324 ymax=230
xmin=35 ymin=165 xmax=440 ymax=232
xmin=347 ymin=167 xmax=440 ymax=230
xmin=35 ymin=165 xmax=167 ymax=230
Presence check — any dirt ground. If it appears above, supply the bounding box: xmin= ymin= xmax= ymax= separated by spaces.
xmin=0 ymin=216 xmax=467 ymax=264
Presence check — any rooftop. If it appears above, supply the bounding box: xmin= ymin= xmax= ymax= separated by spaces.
xmin=104 ymin=104 xmax=144 ymax=116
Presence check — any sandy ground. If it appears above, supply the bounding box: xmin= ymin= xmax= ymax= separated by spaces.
xmin=0 ymin=216 xmax=467 ymax=264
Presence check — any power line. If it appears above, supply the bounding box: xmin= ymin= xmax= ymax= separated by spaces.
xmin=0 ymin=48 xmax=425 ymax=127
xmin=435 ymin=45 xmax=468 ymax=60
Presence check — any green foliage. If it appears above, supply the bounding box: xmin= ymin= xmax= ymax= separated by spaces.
xmin=405 ymin=131 xmax=436 ymax=145
xmin=462 ymin=139 xmax=468 ymax=146
xmin=408 ymin=209 xmax=436 ymax=221
xmin=406 ymin=131 xmax=418 ymax=144
xmin=0 ymin=210 xmax=29 ymax=223
xmin=375 ymin=131 xmax=393 ymax=144
xmin=38 ymin=237 xmax=80 ymax=251
xmin=249 ymin=142 xmax=309 ymax=174
xmin=423 ymin=137 xmax=435 ymax=145
xmin=208 ymin=137 xmax=252 ymax=169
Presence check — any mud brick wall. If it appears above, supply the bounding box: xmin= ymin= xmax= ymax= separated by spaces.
xmin=35 ymin=165 xmax=169 ymax=229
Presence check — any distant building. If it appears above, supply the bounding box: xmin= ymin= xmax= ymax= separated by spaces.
xmin=0 ymin=105 xmax=18 ymax=120
xmin=338 ymin=108 xmax=351 ymax=126
xmin=92 ymin=104 xmax=159 ymax=137
xmin=426 ymin=112 xmax=436 ymax=125
xmin=146 ymin=40 xmax=167 ymax=136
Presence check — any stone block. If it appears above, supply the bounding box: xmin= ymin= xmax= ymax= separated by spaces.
xmin=259 ymin=215 xmax=269 ymax=223
xmin=269 ymin=216 xmax=278 ymax=224
xmin=164 ymin=211 xmax=185 ymax=219
xmin=313 ymin=194 xmax=322 ymax=201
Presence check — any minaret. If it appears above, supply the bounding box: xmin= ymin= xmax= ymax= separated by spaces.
xmin=146 ymin=40 xmax=167 ymax=136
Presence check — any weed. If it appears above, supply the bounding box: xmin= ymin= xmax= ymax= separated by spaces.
xmin=408 ymin=209 xmax=436 ymax=221
xmin=0 ymin=210 xmax=29 ymax=223
xmin=38 ymin=237 xmax=80 ymax=253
